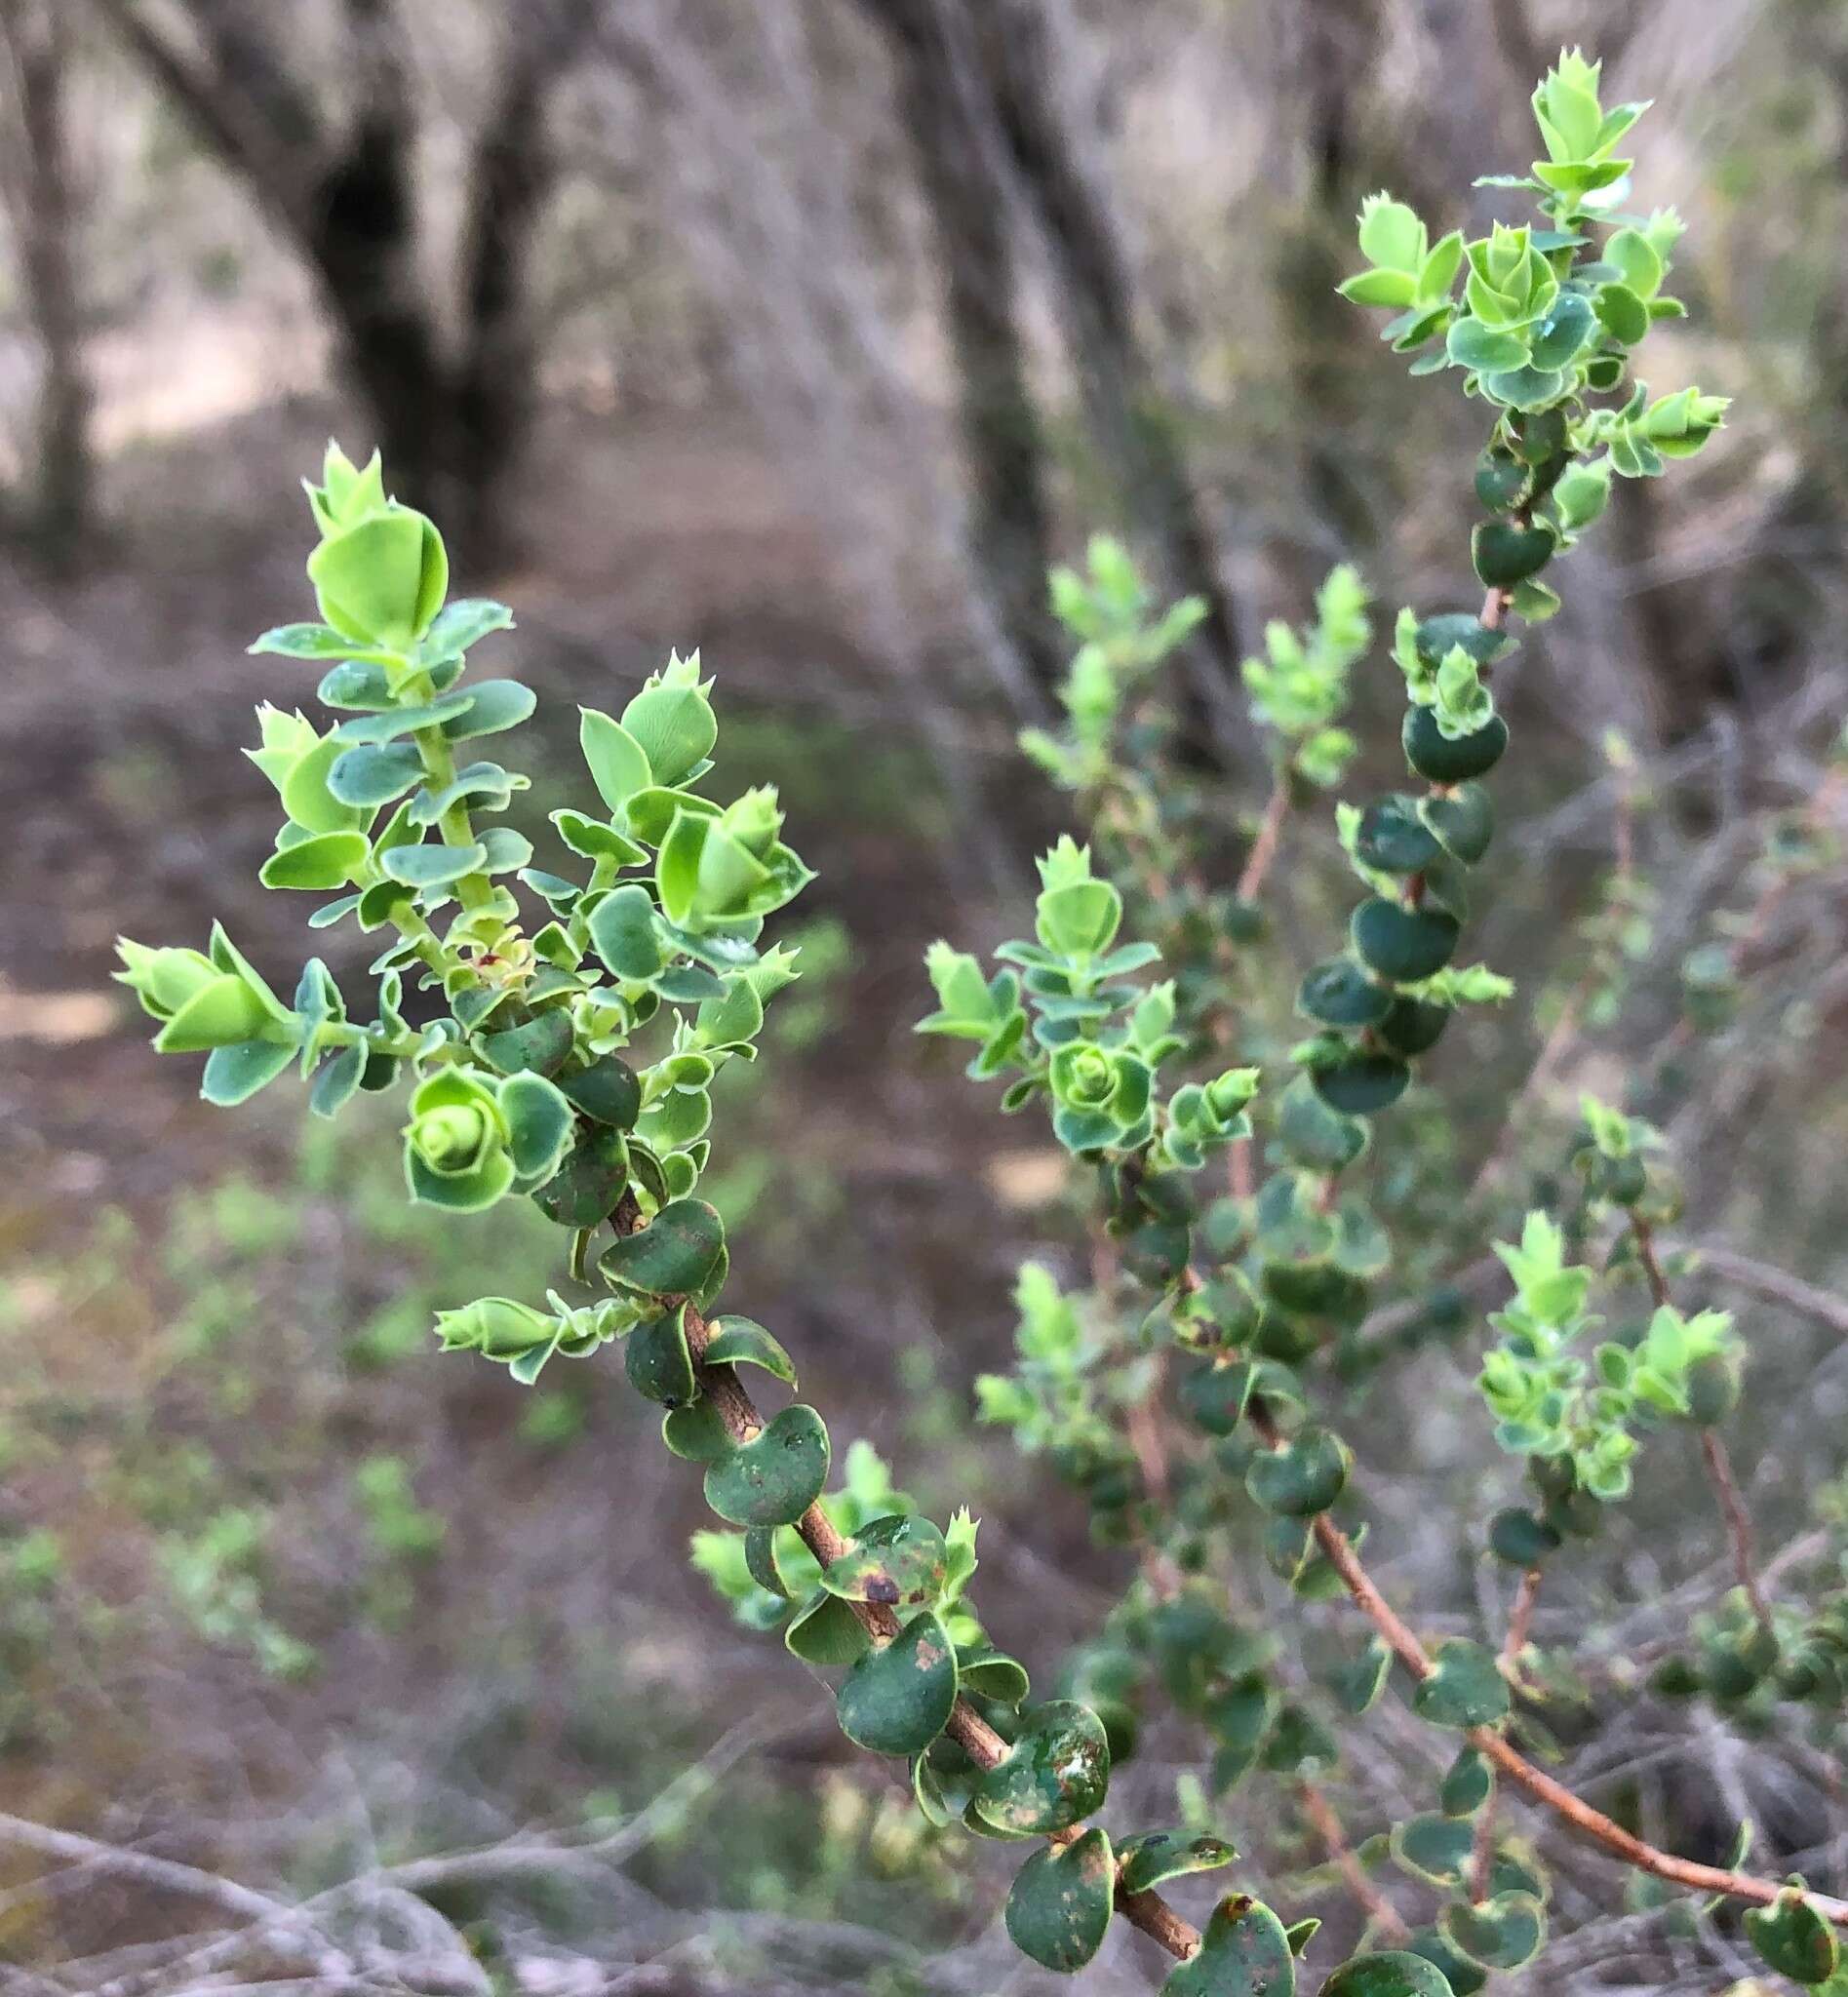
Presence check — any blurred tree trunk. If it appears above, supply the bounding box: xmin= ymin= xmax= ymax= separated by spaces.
xmin=1274 ymin=0 xmax=1385 ymax=559
xmin=90 ymin=0 xmax=591 ymax=567
xmin=0 ymin=0 xmax=94 ymax=573
xmin=854 ymin=0 xmax=1063 ymax=698
xmin=969 ymin=0 xmax=1246 ymax=760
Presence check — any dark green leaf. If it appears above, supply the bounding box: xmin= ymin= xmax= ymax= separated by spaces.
xmin=1299 ymin=957 xmax=1393 ymax=1028
xmin=836 ymin=1610 xmax=959 ymax=1755
xmin=600 ymin=1198 xmax=726 ymax=1298
xmin=1162 ymin=1895 xmax=1296 ymax=1997
xmin=1319 ymin=1951 xmax=1456 ymax=1997
xmin=1414 ymin=1641 xmax=1511 ymax=1730
xmin=703 ymin=1405 xmax=830 ymax=1527
xmin=1352 ymin=899 xmax=1461 ymax=984
xmin=1006 ymin=1828 xmax=1115 ymax=1973
xmin=1117 ymin=1830 xmax=1237 ymax=1897
xmin=972 ymin=1702 xmax=1111 ymax=1835
xmin=625 ymin=1307 xmax=699 ymax=1406
xmin=703 ymin=1316 xmax=798 ymax=1388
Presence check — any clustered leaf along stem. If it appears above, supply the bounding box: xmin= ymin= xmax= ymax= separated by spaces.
xmin=112 ymin=48 xmax=1848 ymax=1997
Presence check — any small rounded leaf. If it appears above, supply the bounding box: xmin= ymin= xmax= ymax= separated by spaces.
xmin=822 ymin=1514 xmax=948 ymax=1607
xmin=701 ymin=1315 xmax=798 ymax=1389
xmin=1005 ymin=1827 xmax=1115 ymax=1973
xmin=1746 ymin=1888 xmax=1839 ymax=1985
xmin=1312 ymin=1053 xmax=1412 ymax=1117
xmin=972 ymin=1702 xmax=1111 ymax=1836
xmin=1413 ymin=1641 xmax=1512 ymax=1730
xmin=1246 ymin=1426 xmax=1352 ymax=1517
xmin=1403 ymin=707 xmax=1508 ymax=783
xmin=624 ymin=1306 xmax=698 ymax=1407
xmin=600 ymin=1198 xmax=726 ymax=1299
xmin=703 ymin=1405 xmax=830 ymax=1527
xmin=1352 ymin=900 xmax=1462 ymax=984
xmin=1299 ymin=957 xmax=1393 ymax=1029
xmin=1319 ymin=1951 xmax=1456 ymax=1997
xmin=1163 ymin=1895 xmax=1296 ymax=1997
xmin=836 ymin=1609 xmax=959 ymax=1756
xmin=1439 ymin=1892 xmax=1545 ymax=1973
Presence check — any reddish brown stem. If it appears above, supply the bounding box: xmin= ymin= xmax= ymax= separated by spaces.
xmin=1236 ymin=772 xmax=1292 ymax=903
xmin=1243 ymin=1407 xmax=1842 ymax=1920
xmin=1299 ymin=1780 xmax=1411 ymax=1943
xmin=1469 ymin=1565 xmax=1540 ymax=1900
xmin=679 ymin=1302 xmax=1201 ymax=1962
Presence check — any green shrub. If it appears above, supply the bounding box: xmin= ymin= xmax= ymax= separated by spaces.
xmin=115 ymin=51 xmax=1848 ymax=1993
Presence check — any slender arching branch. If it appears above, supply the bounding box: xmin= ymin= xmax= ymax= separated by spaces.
xmin=1245 ymin=1404 xmax=1848 ymax=1926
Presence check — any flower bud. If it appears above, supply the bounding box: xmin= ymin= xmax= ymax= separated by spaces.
xmin=434 ymin=1295 xmax=561 ymax=1359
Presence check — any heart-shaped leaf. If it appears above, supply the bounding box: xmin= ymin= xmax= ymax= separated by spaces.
xmin=1117 ymin=1830 xmax=1238 ymax=1897
xmin=1352 ymin=900 xmax=1462 ymax=984
xmin=479 ymin=1008 xmax=574 ymax=1077
xmin=785 ymin=1586 xmax=869 ymax=1665
xmin=1246 ymin=1426 xmax=1352 ymax=1517
xmin=972 ymin=1701 xmax=1110 ymax=1836
xmin=1311 ymin=1052 xmax=1411 ymax=1117
xmin=835 ymin=1609 xmax=958 ymax=1755
xmin=499 ymin=1072 xmax=572 ymax=1181
xmin=557 ymin=1054 xmax=643 ymax=1128
xmin=1005 ymin=1827 xmax=1115 ymax=1972
xmin=1161 ymin=1894 xmax=1296 ymax=1997
xmin=1438 ymin=1747 xmax=1491 ymax=1818
xmin=1440 ymin=1891 xmax=1545 ymax=1972
xmin=1182 ymin=1360 xmax=1257 ymax=1436
xmin=1392 ymin=1814 xmax=1474 ymax=1888
xmin=1419 ymin=785 xmax=1494 ymax=865
xmin=822 ymin=1514 xmax=948 ymax=1607
xmin=600 ymin=1198 xmax=726 ymax=1299
xmin=661 ymin=1399 xmax=730 ymax=1462
xmin=955 ymin=1645 xmax=1030 ymax=1703
xmin=703 ymin=1404 xmax=830 ymax=1527
xmin=532 ymin=1125 xmax=629 ymax=1229
xmin=1402 ymin=708 xmax=1509 ymax=783
xmin=1356 ymin=796 xmax=1443 ymax=873
xmin=1746 ymin=1888 xmax=1839 ymax=1985
xmin=1413 ymin=1641 xmax=1511 ymax=1730
xmin=1319 ymin=1951 xmax=1457 ymax=1997
xmin=1330 ymin=1638 xmax=1392 ymax=1715
xmin=1472 ymin=521 xmax=1555 ymax=589
xmin=1299 ymin=957 xmax=1393 ymax=1029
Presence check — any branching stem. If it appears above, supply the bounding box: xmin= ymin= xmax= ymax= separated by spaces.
xmin=675 ymin=1295 xmax=1202 ymax=1962
xmin=1244 ymin=1406 xmax=1837 ymax=1920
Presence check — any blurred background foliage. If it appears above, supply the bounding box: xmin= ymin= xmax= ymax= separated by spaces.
xmin=0 ymin=0 xmax=1846 ymax=1991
